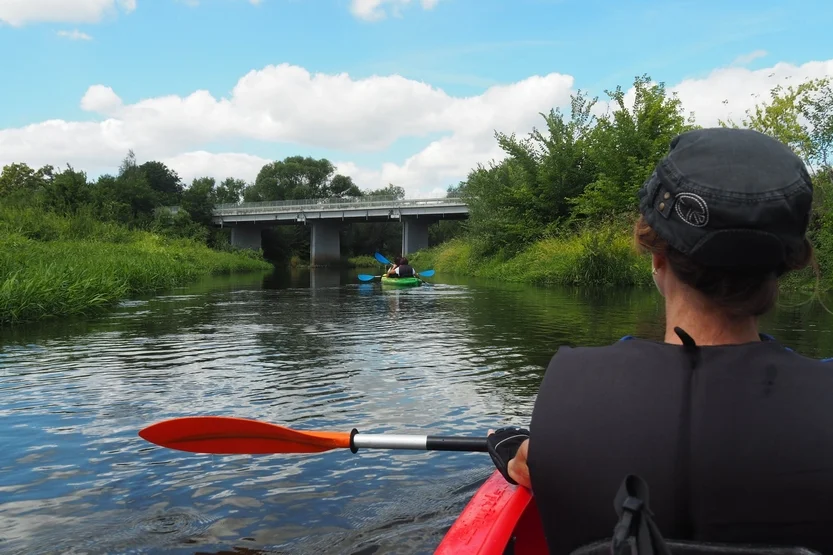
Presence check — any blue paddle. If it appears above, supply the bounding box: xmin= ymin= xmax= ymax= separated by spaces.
xmin=374 ymin=252 xmax=391 ymax=265
xmin=357 ymin=269 xmax=434 ymax=282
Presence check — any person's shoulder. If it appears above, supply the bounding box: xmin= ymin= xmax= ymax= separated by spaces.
xmin=758 ymin=333 xmax=833 ymax=364
xmin=544 ymin=336 xmax=664 ymax=372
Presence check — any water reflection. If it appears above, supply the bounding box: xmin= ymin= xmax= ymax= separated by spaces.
xmin=1 ymin=269 xmax=831 ymax=554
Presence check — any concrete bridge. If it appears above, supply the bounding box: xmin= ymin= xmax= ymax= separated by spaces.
xmin=169 ymin=195 xmax=469 ymax=265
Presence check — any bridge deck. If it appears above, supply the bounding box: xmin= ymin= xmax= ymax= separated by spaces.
xmin=166 ymin=195 xmax=469 ymax=224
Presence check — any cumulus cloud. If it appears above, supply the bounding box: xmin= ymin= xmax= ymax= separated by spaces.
xmin=0 ymin=0 xmax=135 ymax=26
xmin=178 ymin=0 xmax=262 ymax=6
xmin=0 ymin=64 xmax=575 ymax=195
xmin=2 ymin=58 xmax=833 ymax=197
xmin=57 ymin=29 xmax=93 ymax=40
xmin=731 ymin=49 xmax=768 ymax=66
xmin=161 ymin=151 xmax=272 ymax=184
xmin=350 ymin=0 xmax=441 ymax=21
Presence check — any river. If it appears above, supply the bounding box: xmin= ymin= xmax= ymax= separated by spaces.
xmin=1 ymin=269 xmax=832 ymax=555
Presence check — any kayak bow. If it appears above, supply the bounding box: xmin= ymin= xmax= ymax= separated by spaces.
xmin=381 ymin=276 xmax=422 ymax=287
xmin=435 ymin=470 xmax=546 ymax=554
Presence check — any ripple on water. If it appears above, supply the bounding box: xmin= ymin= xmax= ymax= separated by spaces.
xmin=3 ymin=274 xmax=827 ymax=554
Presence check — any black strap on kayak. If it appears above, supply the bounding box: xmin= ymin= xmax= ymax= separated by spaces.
xmin=611 ymin=474 xmax=672 ymax=555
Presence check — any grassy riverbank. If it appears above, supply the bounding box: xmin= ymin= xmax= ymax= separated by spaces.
xmin=0 ymin=207 xmax=272 ymax=325
xmin=409 ymin=224 xmax=821 ymax=291
xmin=410 ymin=225 xmax=652 ymax=287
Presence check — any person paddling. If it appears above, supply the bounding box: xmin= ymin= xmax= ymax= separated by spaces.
xmin=488 ymin=128 xmax=833 ymax=554
xmin=387 ymin=256 xmax=415 ymax=278
xmin=386 ymin=256 xmax=402 ymax=276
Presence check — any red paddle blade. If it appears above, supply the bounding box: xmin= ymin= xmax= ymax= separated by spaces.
xmin=138 ymin=416 xmax=352 ymax=455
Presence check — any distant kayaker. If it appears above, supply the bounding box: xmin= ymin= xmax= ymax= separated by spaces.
xmin=387 ymin=256 xmax=402 ymax=275
xmin=387 ymin=257 xmax=415 ymax=278
xmin=489 ymin=128 xmax=833 ymax=554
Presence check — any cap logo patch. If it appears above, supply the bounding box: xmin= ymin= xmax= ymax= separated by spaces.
xmin=675 ymin=192 xmax=709 ymax=227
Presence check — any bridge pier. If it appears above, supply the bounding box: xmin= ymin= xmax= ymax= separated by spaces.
xmin=231 ymin=226 xmax=263 ymax=250
xmin=310 ymin=221 xmax=341 ymax=267
xmin=402 ymin=218 xmax=431 ymax=256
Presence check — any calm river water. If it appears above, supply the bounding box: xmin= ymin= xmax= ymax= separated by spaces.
xmin=2 ymin=269 xmax=832 ymax=554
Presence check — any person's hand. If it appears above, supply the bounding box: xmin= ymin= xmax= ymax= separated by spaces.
xmin=487 ymin=428 xmax=531 ymax=489
xmin=507 ymin=439 xmax=530 ymax=489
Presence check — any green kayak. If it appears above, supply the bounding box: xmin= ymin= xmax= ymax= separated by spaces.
xmin=381 ymin=276 xmax=422 ymax=287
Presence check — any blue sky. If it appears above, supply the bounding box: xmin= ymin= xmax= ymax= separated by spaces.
xmin=1 ymin=0 xmax=832 ymax=196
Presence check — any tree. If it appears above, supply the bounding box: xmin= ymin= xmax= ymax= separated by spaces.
xmin=569 ymin=75 xmax=695 ymax=219
xmin=0 ymin=163 xmax=50 ymax=197
xmin=460 ymin=89 xmax=601 ymax=256
xmin=719 ymin=81 xmax=816 ymax=163
xmin=43 ymin=165 xmax=91 ymax=213
xmin=329 ymin=174 xmax=361 ymax=198
xmin=215 ymin=177 xmax=247 ymax=205
xmin=139 ymin=161 xmax=183 ymax=206
xmin=244 ymin=156 xmax=357 ymax=201
xmin=181 ymin=177 xmax=216 ymax=227
xmin=365 ymin=184 xmax=405 ymax=199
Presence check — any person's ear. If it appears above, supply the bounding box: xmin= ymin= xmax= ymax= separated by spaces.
xmin=651 ymin=253 xmax=667 ymax=297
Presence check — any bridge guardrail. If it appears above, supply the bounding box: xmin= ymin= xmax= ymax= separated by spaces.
xmin=164 ymin=194 xmax=467 ymax=216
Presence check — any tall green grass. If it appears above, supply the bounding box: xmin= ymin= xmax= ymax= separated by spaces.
xmin=409 ymin=226 xmax=653 ymax=287
xmin=0 ymin=207 xmax=272 ymax=325
xmin=346 ymin=255 xmax=379 ymax=268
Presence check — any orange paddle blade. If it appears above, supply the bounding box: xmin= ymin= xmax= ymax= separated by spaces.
xmin=138 ymin=416 xmax=352 ymax=454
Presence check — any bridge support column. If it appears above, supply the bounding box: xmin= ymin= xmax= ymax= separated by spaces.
xmin=230 ymin=226 xmax=263 ymax=250
xmin=310 ymin=221 xmax=341 ymax=267
xmin=402 ymin=218 xmax=431 ymax=256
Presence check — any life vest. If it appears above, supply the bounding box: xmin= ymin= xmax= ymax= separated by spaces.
xmin=396 ymin=264 xmax=415 ymax=277
xmin=527 ymin=329 xmax=833 ymax=555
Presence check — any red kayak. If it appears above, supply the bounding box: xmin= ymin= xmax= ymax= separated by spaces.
xmin=435 ymin=470 xmax=547 ymax=554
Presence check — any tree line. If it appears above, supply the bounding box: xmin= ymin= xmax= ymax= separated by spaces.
xmin=455 ymin=74 xmax=833 ymax=276
xmin=0 ymin=151 xmax=441 ymax=262
xmin=5 ymin=72 xmax=829 ymax=271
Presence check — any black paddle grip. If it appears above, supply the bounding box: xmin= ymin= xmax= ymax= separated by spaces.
xmin=426 ymin=436 xmax=489 ymax=452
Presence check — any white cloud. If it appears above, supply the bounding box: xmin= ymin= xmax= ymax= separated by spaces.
xmin=57 ymin=29 xmax=93 ymax=40
xmin=161 ymin=151 xmax=271 ymax=184
xmin=178 ymin=0 xmax=262 ymax=6
xmin=672 ymin=59 xmax=833 ymax=127
xmin=350 ymin=0 xmax=441 ymax=21
xmin=731 ymin=49 xmax=768 ymax=66
xmin=80 ymin=85 xmax=123 ymax=114
xmin=2 ymin=58 xmax=833 ymax=198
xmin=0 ymin=64 xmax=574 ymax=195
xmin=0 ymin=0 xmax=135 ymax=26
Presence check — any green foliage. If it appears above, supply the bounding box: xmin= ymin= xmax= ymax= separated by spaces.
xmin=0 ymin=209 xmax=271 ymax=325
xmin=181 ymin=177 xmax=217 ymax=227
xmin=425 ymin=73 xmax=833 ymax=289
xmin=410 ymin=224 xmax=651 ymax=287
xmin=139 ymin=160 xmax=184 ymax=206
xmin=459 ymin=75 xmax=693 ymax=260
xmin=347 ymin=255 xmax=379 ymax=268
xmin=569 ymin=75 xmax=695 ymax=219
xmin=215 ymin=177 xmax=247 ymax=205
xmin=243 ymin=155 xmax=360 ymax=202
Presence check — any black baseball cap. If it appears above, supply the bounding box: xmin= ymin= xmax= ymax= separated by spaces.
xmin=637 ymin=127 xmax=814 ymax=270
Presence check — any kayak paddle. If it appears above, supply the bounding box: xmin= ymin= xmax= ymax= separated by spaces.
xmin=374 ymin=252 xmax=391 ymax=265
xmin=138 ymin=416 xmax=488 ymax=455
xmin=357 ymin=270 xmax=433 ymax=282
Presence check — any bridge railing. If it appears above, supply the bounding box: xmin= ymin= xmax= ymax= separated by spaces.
xmin=165 ymin=193 xmax=466 ymax=216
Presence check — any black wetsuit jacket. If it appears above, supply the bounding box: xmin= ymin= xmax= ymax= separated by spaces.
xmin=396 ymin=264 xmax=415 ymax=277
xmin=527 ymin=333 xmax=833 ymax=555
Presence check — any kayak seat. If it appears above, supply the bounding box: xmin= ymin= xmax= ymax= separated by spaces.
xmin=571 ymin=540 xmax=821 ymax=555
